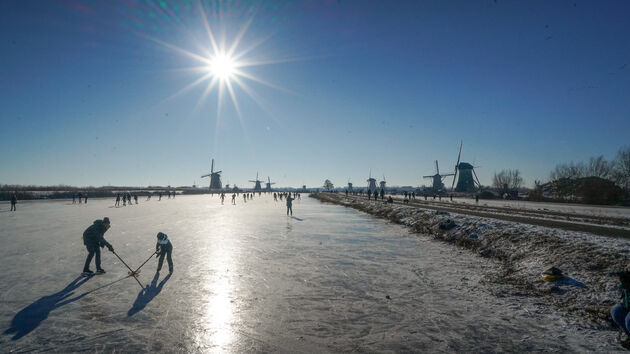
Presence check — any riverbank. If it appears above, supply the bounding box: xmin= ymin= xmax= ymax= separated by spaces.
xmin=311 ymin=192 xmax=630 ymax=329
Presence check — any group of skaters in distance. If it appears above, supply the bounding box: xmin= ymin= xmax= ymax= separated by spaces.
xmin=71 ymin=192 xmax=89 ymax=204
xmin=344 ymin=189 xmax=481 ymax=204
xmin=212 ymin=191 xmax=301 ymax=216
xmin=114 ymin=191 xmax=175 ymax=207
xmin=81 ymin=216 xmax=173 ymax=276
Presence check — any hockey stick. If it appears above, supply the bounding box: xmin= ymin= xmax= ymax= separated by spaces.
xmin=132 ymin=251 xmax=158 ymax=274
xmin=111 ymin=250 xmax=144 ymax=288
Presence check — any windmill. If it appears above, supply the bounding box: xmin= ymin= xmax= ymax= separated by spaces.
xmin=347 ymin=179 xmax=353 ymax=192
xmin=249 ymin=172 xmax=263 ymax=191
xmin=201 ymin=158 xmax=222 ymax=191
xmin=379 ymin=175 xmax=386 ymax=191
xmin=367 ymin=170 xmax=378 ymax=193
xmin=265 ymin=176 xmax=276 ymax=191
xmin=451 ymin=141 xmax=482 ymax=192
xmin=423 ymin=160 xmax=454 ymax=192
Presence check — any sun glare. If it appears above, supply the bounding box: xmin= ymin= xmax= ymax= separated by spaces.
xmin=209 ymin=54 xmax=235 ymax=80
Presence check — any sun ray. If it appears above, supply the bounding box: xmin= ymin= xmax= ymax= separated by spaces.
xmin=231 ymin=34 xmax=272 ymax=62
xmin=233 ymin=69 xmax=299 ymax=96
xmin=197 ymin=0 xmax=220 ymax=55
xmin=231 ymin=75 xmax=282 ymax=126
xmin=225 ymin=79 xmax=242 ymax=119
xmin=144 ymin=34 xmax=212 ymax=65
xmin=191 ymin=76 xmax=219 ymax=116
xmin=162 ymin=72 xmax=213 ymax=103
xmin=227 ymin=14 xmax=256 ymax=58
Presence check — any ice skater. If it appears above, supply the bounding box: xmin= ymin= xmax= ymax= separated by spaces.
xmin=220 ymin=193 xmax=225 ymax=205
xmin=82 ymin=217 xmax=114 ymax=276
xmin=286 ymin=193 xmax=294 ymax=216
xmin=612 ymin=269 xmax=630 ymax=348
xmin=115 ymin=194 xmax=121 ymax=207
xmin=155 ymin=232 xmax=173 ymax=273
xmin=232 ymin=193 xmax=236 ymax=204
xmin=10 ymin=193 xmax=17 ymax=211
xmin=84 ymin=193 xmax=88 ymax=204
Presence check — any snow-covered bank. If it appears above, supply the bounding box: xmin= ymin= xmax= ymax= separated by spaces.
xmin=312 ymin=193 xmax=630 ymax=328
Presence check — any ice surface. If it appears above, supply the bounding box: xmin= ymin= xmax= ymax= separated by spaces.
xmin=0 ymin=196 xmax=624 ymax=352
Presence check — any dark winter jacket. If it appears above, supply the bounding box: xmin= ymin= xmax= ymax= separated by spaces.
xmin=156 ymin=235 xmax=173 ymax=253
xmin=83 ymin=220 xmax=111 ymax=248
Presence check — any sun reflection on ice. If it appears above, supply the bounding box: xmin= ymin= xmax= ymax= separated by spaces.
xmin=197 ymin=218 xmax=238 ymax=353
xmin=203 ymin=274 xmax=234 ymax=352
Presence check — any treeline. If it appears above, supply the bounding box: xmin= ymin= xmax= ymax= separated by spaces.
xmin=531 ymin=146 xmax=630 ymax=205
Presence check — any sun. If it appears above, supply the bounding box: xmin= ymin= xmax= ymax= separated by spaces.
xmin=209 ymin=54 xmax=235 ymax=80
xmin=146 ymin=2 xmax=294 ymax=124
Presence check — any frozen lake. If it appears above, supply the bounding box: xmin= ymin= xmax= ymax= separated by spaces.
xmin=0 ymin=195 xmax=622 ymax=352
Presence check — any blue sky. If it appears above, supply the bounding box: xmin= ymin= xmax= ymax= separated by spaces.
xmin=1 ymin=0 xmax=629 ymax=189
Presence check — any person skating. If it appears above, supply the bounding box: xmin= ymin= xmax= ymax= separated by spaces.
xmin=72 ymin=194 xmax=76 ymax=204
xmin=134 ymin=195 xmax=138 ymax=204
xmin=286 ymin=194 xmax=294 ymax=216
xmin=231 ymin=193 xmax=236 ymax=204
xmin=155 ymin=232 xmax=173 ymax=273
xmin=84 ymin=193 xmax=88 ymax=204
xmin=612 ymin=269 xmax=630 ymax=348
xmin=82 ymin=217 xmax=114 ymax=276
xmin=115 ymin=194 xmax=121 ymax=207
xmin=10 ymin=193 xmax=17 ymax=211
xmin=220 ymin=193 xmax=225 ymax=205
xmin=123 ymin=194 xmax=127 ymax=206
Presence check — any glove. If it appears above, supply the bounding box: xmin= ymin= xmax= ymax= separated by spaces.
xmin=107 ymin=245 xmax=114 ymax=252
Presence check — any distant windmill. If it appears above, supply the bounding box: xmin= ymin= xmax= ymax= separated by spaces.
xmin=201 ymin=158 xmax=222 ymax=191
xmin=265 ymin=176 xmax=276 ymax=191
xmin=423 ymin=160 xmax=454 ymax=192
xmin=451 ymin=141 xmax=482 ymax=192
xmin=367 ymin=170 xmax=378 ymax=193
xmin=347 ymin=179 xmax=353 ymax=192
xmin=379 ymin=175 xmax=386 ymax=191
xmin=249 ymin=172 xmax=263 ymax=191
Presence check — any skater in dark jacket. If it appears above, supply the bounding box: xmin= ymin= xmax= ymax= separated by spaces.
xmin=155 ymin=232 xmax=173 ymax=273
xmin=82 ymin=217 xmax=114 ymax=276
xmin=10 ymin=194 xmax=17 ymax=211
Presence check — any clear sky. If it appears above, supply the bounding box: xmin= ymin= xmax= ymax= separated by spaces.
xmin=1 ymin=0 xmax=629 ymax=189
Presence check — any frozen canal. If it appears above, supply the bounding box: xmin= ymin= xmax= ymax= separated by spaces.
xmin=0 ymin=195 xmax=621 ymax=352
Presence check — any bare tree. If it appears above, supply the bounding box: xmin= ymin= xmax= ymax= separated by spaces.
xmin=613 ymin=146 xmax=630 ymax=191
xmin=585 ymin=155 xmax=611 ymax=179
xmin=550 ymin=161 xmax=586 ymax=180
xmin=493 ymin=169 xmax=523 ymax=191
xmin=323 ymin=179 xmax=334 ymax=191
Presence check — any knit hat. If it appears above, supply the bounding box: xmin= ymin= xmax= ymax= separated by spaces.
xmin=103 ymin=217 xmax=110 ymax=225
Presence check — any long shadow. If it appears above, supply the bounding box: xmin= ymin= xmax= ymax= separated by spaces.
xmin=127 ymin=272 xmax=171 ymax=317
xmin=4 ymin=276 xmax=91 ymax=340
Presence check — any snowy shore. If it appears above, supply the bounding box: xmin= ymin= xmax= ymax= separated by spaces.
xmin=312 ymin=192 xmax=630 ymax=328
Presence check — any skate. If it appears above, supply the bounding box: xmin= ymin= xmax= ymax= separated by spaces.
xmin=96 ymin=269 xmax=106 ymax=275
xmin=81 ymin=270 xmax=94 ymax=277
